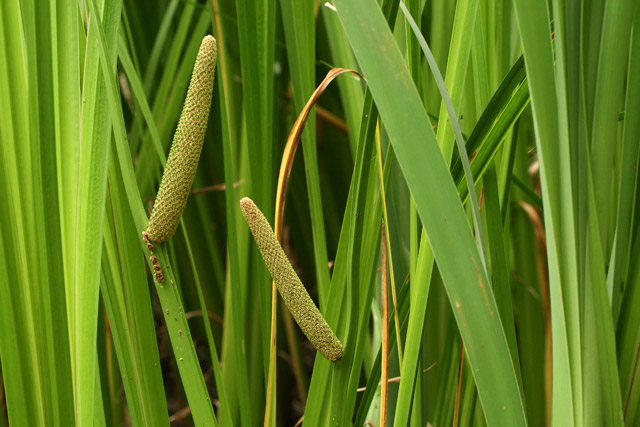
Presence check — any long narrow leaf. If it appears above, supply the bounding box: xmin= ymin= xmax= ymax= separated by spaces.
xmin=331 ymin=0 xmax=527 ymax=424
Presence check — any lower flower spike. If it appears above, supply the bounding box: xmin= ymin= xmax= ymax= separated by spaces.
xmin=239 ymin=197 xmax=343 ymax=361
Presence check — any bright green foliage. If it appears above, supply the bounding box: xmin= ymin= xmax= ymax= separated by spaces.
xmin=1 ymin=0 xmax=639 ymax=426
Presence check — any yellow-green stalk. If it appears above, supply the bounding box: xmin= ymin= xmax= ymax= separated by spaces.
xmin=240 ymin=197 xmax=343 ymax=361
xmin=145 ymin=35 xmax=217 ymax=244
